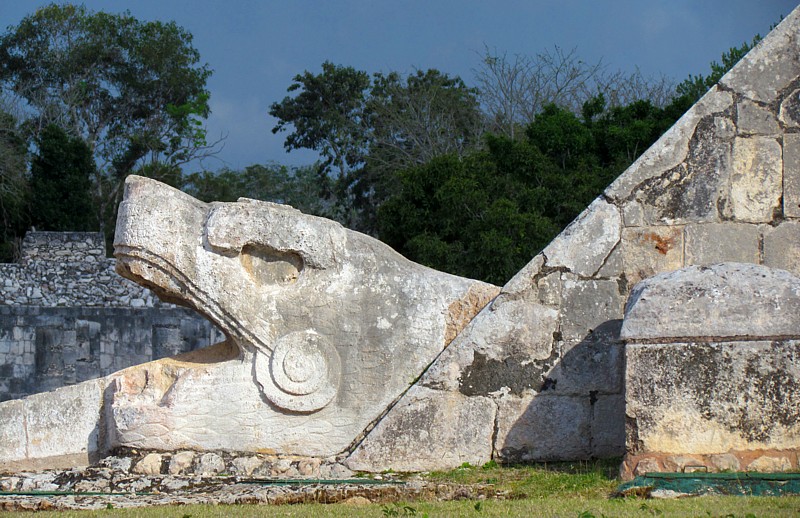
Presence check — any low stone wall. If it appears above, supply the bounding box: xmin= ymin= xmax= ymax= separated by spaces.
xmin=0 ymin=306 xmax=223 ymax=402
xmin=0 ymin=231 xmax=223 ymax=401
xmin=619 ymin=264 xmax=800 ymax=479
xmin=0 ymin=232 xmax=160 ymax=307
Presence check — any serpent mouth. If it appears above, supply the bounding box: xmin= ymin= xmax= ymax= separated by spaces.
xmin=113 ymin=175 xmax=272 ymax=357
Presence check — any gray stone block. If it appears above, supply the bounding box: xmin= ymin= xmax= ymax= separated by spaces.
xmin=0 ymin=399 xmax=25 ymax=464
xmin=762 ymin=220 xmax=800 ymax=277
xmin=550 ymin=320 xmax=623 ymax=395
xmin=625 ymin=341 xmax=800 ymax=455
xmin=622 ymin=263 xmax=800 ymax=341
xmin=543 ymin=198 xmax=621 ymax=277
xmin=592 ymin=394 xmax=626 ymax=458
xmin=494 ymin=394 xmax=591 ymax=461
xmin=620 ymin=226 xmax=684 ymax=287
xmin=783 ymin=133 xmax=800 ymax=218
xmin=737 ymin=99 xmax=780 ymax=135
xmin=729 ymin=136 xmax=782 ymax=223
xmin=684 ymin=223 xmax=760 ymax=265
xmin=346 ymin=386 xmax=496 ymax=472
xmin=560 ymin=277 xmax=625 ymax=343
xmin=24 ymin=379 xmax=105 ymax=461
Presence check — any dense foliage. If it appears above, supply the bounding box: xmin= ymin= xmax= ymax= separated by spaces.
xmin=0 ymin=3 xmax=216 ymax=250
xmin=378 ymin=95 xmax=685 ymax=284
xmin=29 ymin=125 xmax=96 ymax=232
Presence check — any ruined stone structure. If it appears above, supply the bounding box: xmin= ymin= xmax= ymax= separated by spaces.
xmin=0 ymin=232 xmax=156 ymax=307
xmin=1 ymin=7 xmax=800 ymax=474
xmin=620 ymin=263 xmax=800 ymax=478
xmin=0 ymin=232 xmax=222 ymax=401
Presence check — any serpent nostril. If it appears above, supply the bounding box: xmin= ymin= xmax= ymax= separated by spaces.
xmin=240 ymin=243 xmax=303 ymax=286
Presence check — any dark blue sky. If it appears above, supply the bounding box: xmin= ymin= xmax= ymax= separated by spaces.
xmin=1 ymin=1 xmax=797 ymax=170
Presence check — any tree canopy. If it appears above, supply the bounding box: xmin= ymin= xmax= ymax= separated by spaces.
xmin=0 ymin=3 xmax=216 ymax=237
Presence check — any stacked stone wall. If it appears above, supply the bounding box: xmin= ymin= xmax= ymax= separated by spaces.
xmin=346 ymin=10 xmax=800 ymax=471
xmin=0 ymin=232 xmax=161 ymax=307
xmin=0 ymin=232 xmax=222 ymax=401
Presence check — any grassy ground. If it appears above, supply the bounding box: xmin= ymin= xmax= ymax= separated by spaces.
xmin=5 ymin=460 xmax=800 ymax=517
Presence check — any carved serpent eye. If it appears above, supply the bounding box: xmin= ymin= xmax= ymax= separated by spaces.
xmin=240 ymin=243 xmax=303 ymax=286
xmin=254 ymin=330 xmax=341 ymax=413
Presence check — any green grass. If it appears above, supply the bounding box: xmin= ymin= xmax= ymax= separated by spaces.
xmin=424 ymin=459 xmax=619 ymax=499
xmin=4 ymin=461 xmax=800 ymax=517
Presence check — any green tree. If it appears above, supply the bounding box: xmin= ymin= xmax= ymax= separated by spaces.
xmin=270 ymin=63 xmax=484 ymax=232
xmin=269 ymin=61 xmax=370 ymax=181
xmin=183 ymin=163 xmax=333 ymax=216
xmin=0 ymin=3 xmax=216 ymax=238
xmin=29 ymin=124 xmax=96 ymax=232
xmin=354 ymin=69 xmax=484 ymax=233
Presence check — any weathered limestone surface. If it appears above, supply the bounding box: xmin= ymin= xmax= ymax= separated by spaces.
xmin=0 ymin=175 xmax=499 ymax=469
xmin=0 ymin=380 xmax=104 ymax=471
xmin=542 ymin=198 xmax=621 ymax=277
xmin=106 ymin=176 xmax=498 ymax=458
xmin=784 ymin=133 xmax=800 ymax=218
xmin=684 ymin=223 xmax=760 ymax=265
xmin=346 ymin=386 xmax=496 ymax=471
xmin=620 ymin=264 xmax=800 ymax=479
xmin=621 ymin=263 xmax=800 ymax=341
xmin=349 ymin=8 xmax=800 ymax=472
xmin=763 ymin=220 xmax=800 ymax=276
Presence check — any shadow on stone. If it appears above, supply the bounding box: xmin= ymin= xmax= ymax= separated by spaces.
xmin=497 ymin=319 xmax=625 ymax=462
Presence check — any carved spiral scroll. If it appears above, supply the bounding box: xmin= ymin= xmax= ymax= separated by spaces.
xmin=255 ymin=330 xmax=341 ymax=413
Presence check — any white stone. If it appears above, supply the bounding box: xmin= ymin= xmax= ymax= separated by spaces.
xmin=543 ymin=198 xmax=621 ymax=277
xmin=346 ymin=386 xmax=496 ymax=472
xmin=107 ymin=176 xmax=498 ymax=457
xmin=729 ymin=136 xmax=782 ymax=223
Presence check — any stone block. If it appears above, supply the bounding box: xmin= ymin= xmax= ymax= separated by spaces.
xmin=605 ymin=87 xmax=733 ymax=202
xmin=780 ymin=88 xmax=800 ymax=128
xmin=536 ymin=271 xmax=562 ymax=306
xmin=737 ymin=99 xmax=780 ymax=135
xmin=783 ymin=133 xmax=800 ymax=218
xmin=169 ymin=451 xmax=195 ymax=475
xmin=684 ymin=223 xmax=760 ymax=265
xmin=596 ymin=243 xmax=623 ymax=278
xmin=24 ymin=379 xmax=104 ymax=462
xmin=591 ymin=394 xmax=626 ymax=457
xmin=345 ymin=386 xmax=496 ymax=472
xmin=747 ymin=456 xmax=793 ymax=472
xmin=196 ymin=453 xmax=225 ymax=475
xmin=721 ymin=17 xmax=800 ymax=104
xmin=133 ymin=453 xmax=163 ymax=475
xmin=231 ymin=456 xmax=262 ymax=476
xmin=709 ymin=453 xmax=741 ymax=472
xmin=625 ymin=341 xmax=800 ymax=455
xmin=729 ymin=136 xmax=782 ymax=223
xmin=622 ymin=264 xmax=800 ymax=341
xmin=620 ymin=226 xmax=684 ymax=287
xmin=543 ymin=198 xmax=621 ymax=277
xmin=494 ymin=393 xmax=591 ymax=461
xmin=0 ymin=399 xmax=26 ymax=465
xmin=763 ymin=220 xmax=800 ymax=276
xmin=422 ymin=299 xmax=558 ymax=395
xmin=560 ymin=277 xmax=625 ymax=343
xmin=549 ymin=321 xmax=623 ymax=395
